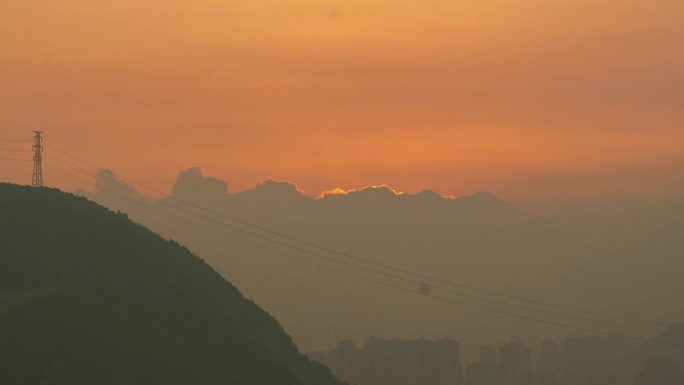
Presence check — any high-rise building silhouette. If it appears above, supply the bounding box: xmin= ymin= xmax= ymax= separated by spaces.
xmin=540 ymin=341 xmax=560 ymax=374
xmin=498 ymin=340 xmax=532 ymax=385
xmin=308 ymin=338 xmax=462 ymax=385
xmin=635 ymin=360 xmax=683 ymax=385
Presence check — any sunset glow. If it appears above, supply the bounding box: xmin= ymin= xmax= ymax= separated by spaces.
xmin=3 ymin=2 xmax=684 ymax=380
xmin=1 ymin=0 xmax=682 ymax=210
xmin=318 ymin=185 xmax=404 ymax=199
xmin=319 ymin=188 xmax=356 ymax=199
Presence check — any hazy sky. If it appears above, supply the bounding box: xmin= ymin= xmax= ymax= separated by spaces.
xmin=1 ymin=0 xmax=683 ymax=210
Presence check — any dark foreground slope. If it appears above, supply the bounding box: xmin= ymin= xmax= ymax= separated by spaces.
xmin=0 ymin=184 xmax=341 ymax=385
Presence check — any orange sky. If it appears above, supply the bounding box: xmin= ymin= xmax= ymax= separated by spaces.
xmin=1 ymin=0 xmax=683 ymax=210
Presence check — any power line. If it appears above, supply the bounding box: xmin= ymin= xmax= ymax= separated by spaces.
xmin=42 ymin=146 xmax=681 ymax=333
xmin=0 ymin=140 xmax=32 ymax=143
xmin=0 ymin=157 xmax=32 ymax=162
xmin=42 ymin=153 xmax=684 ymax=340
xmin=42 ymin=153 xmax=659 ymax=334
xmin=41 ymin=143 xmax=674 ymax=330
xmin=41 ymin=153 xmax=662 ymax=334
xmin=40 ymin=160 xmax=684 ymax=348
xmin=44 ymin=144 xmax=100 ymax=169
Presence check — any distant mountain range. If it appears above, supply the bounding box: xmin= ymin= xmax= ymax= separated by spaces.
xmin=76 ymin=168 xmax=684 ymax=358
xmin=0 ymin=183 xmax=343 ymax=385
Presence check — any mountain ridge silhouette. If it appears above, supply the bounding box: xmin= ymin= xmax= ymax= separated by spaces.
xmin=0 ymin=183 xmax=343 ymax=385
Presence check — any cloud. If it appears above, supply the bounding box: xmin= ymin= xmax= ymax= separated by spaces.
xmin=95 ymin=169 xmax=136 ymax=196
xmin=244 ymin=179 xmax=307 ymax=199
xmin=171 ymin=167 xmax=228 ymax=199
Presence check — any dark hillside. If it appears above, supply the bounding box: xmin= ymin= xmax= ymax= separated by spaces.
xmin=0 ymin=183 xmax=341 ymax=385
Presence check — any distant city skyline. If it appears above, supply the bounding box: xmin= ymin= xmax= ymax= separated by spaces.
xmin=308 ymin=331 xmax=683 ymax=385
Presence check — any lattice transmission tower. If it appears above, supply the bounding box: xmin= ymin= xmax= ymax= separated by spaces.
xmin=32 ymin=131 xmax=44 ymax=187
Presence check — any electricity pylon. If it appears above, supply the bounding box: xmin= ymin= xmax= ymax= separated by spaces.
xmin=32 ymin=131 xmax=43 ymax=187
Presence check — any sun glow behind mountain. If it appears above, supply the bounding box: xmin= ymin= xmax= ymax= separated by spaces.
xmin=318 ymin=186 xmax=405 ymax=199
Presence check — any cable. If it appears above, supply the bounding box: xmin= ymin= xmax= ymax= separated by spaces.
xmin=41 ymin=155 xmax=684 ymax=339
xmin=0 ymin=140 xmax=32 ymax=143
xmin=40 ymin=160 xmax=684 ymax=348
xmin=44 ymin=144 xmax=100 ymax=169
xmin=42 ymin=146 xmax=682 ymax=332
xmin=41 ymin=143 xmax=675 ymax=330
xmin=42 ymin=153 xmax=665 ymax=334
xmin=0 ymin=157 xmax=32 ymax=162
